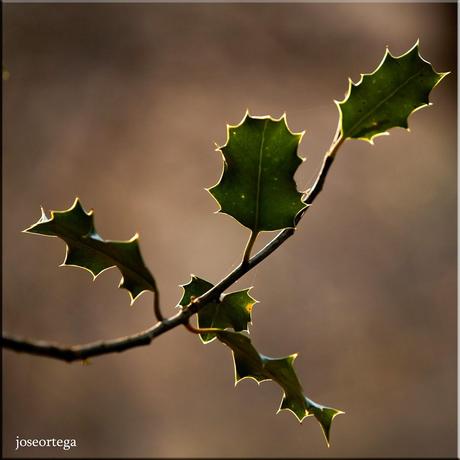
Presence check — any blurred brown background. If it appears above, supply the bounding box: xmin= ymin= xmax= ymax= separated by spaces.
xmin=2 ymin=2 xmax=457 ymax=458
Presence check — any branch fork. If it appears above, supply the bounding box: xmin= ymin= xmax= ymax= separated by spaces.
xmin=2 ymin=126 xmax=344 ymax=362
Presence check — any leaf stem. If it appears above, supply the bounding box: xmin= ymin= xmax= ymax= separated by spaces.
xmin=2 ymin=124 xmax=346 ymax=362
xmin=242 ymin=230 xmax=258 ymax=264
xmin=183 ymin=319 xmax=222 ymax=335
xmin=153 ymin=288 xmax=164 ymax=322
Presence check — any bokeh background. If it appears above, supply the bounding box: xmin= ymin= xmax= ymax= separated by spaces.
xmin=2 ymin=2 xmax=457 ymax=458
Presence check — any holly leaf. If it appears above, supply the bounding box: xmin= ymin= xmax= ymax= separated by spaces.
xmin=208 ymin=113 xmax=307 ymax=232
xmin=337 ymin=41 xmax=448 ymax=143
xmin=216 ymin=330 xmax=343 ymax=446
xmin=178 ymin=276 xmax=256 ymax=343
xmin=24 ymin=198 xmax=156 ymax=304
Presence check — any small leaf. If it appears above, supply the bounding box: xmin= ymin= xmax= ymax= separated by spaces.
xmin=178 ymin=276 xmax=256 ymax=343
xmin=216 ymin=330 xmax=343 ymax=446
xmin=337 ymin=41 xmax=448 ymax=143
xmin=208 ymin=113 xmax=307 ymax=232
xmin=24 ymin=198 xmax=156 ymax=304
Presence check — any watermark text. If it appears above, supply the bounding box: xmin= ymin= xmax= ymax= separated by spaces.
xmin=15 ymin=436 xmax=77 ymax=451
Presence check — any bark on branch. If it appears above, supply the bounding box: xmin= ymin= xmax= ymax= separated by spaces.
xmin=2 ymin=131 xmax=345 ymax=362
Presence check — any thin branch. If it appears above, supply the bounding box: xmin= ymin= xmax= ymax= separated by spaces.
xmin=2 ymin=126 xmax=346 ymax=362
xmin=304 ymin=126 xmax=344 ymax=206
xmin=2 ymin=313 xmax=184 ymax=362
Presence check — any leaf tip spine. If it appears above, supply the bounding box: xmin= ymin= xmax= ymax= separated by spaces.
xmin=410 ymin=39 xmax=420 ymax=54
xmin=71 ymin=196 xmax=81 ymax=208
xmin=128 ymin=293 xmax=136 ymax=307
xmin=129 ymin=232 xmax=140 ymax=242
xmin=434 ymin=71 xmax=450 ymax=89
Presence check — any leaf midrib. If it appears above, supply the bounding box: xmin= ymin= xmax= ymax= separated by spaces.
xmin=61 ymin=227 xmax=155 ymax=290
xmin=346 ymin=68 xmax=423 ymax=138
xmin=201 ymin=301 xmax=222 ymax=340
xmin=253 ymin=119 xmax=268 ymax=231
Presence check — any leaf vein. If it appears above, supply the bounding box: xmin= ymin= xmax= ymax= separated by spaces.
xmin=347 ymin=68 xmax=423 ymax=138
xmin=254 ymin=119 xmax=268 ymax=231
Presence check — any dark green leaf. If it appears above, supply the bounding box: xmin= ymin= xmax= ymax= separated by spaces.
xmin=24 ymin=198 xmax=156 ymax=304
xmin=178 ymin=276 xmax=256 ymax=343
xmin=216 ymin=330 xmax=343 ymax=446
xmin=338 ymin=42 xmax=448 ymax=143
xmin=208 ymin=113 xmax=307 ymax=232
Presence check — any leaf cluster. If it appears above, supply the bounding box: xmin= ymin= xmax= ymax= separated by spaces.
xmin=19 ymin=42 xmax=447 ymax=446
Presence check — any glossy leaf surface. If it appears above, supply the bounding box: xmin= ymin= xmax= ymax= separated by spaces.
xmin=338 ymin=42 xmax=447 ymax=142
xmin=179 ymin=276 xmax=256 ymax=343
xmin=209 ymin=113 xmax=306 ymax=231
xmin=217 ymin=330 xmax=343 ymax=446
xmin=24 ymin=198 xmax=156 ymax=304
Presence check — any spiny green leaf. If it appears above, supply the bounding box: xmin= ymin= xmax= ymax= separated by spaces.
xmin=178 ymin=276 xmax=256 ymax=343
xmin=337 ymin=41 xmax=448 ymax=143
xmin=216 ymin=330 xmax=344 ymax=446
xmin=24 ymin=198 xmax=156 ymax=304
xmin=208 ymin=112 xmax=307 ymax=232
